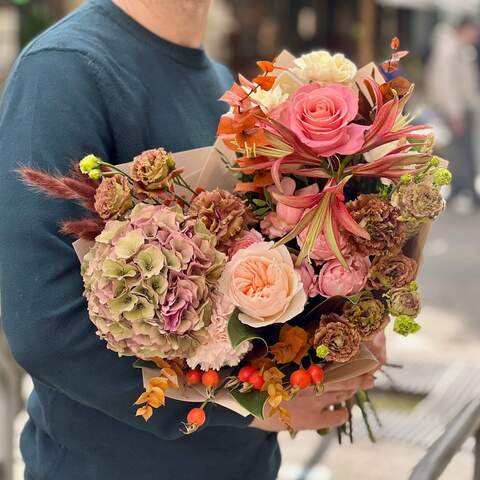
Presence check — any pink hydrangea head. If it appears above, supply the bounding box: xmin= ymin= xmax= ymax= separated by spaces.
xmin=277 ymin=83 xmax=368 ymax=157
xmin=82 ymin=203 xmax=227 ymax=361
xmin=317 ymin=255 xmax=370 ymax=297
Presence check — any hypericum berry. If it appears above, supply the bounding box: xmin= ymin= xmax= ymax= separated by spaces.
xmin=290 ymin=369 xmax=312 ymax=390
xmin=202 ymin=370 xmax=220 ymax=388
xmin=186 ymin=369 xmax=202 ymax=385
xmin=237 ymin=366 xmax=257 ymax=383
xmin=307 ymin=364 xmax=325 ymax=385
xmin=186 ymin=408 xmax=206 ymax=428
xmin=249 ymin=372 xmax=265 ymax=390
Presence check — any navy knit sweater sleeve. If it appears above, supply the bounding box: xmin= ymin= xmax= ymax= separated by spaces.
xmin=0 ymin=2 xmax=280 ymax=479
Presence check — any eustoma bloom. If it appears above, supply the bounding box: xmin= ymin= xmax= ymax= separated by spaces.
xmin=219 ymin=241 xmax=307 ymax=327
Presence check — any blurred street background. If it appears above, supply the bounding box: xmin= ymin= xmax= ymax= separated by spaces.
xmin=0 ymin=0 xmax=480 ymax=479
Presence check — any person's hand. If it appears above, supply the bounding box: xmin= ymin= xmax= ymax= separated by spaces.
xmin=249 ymin=374 xmax=374 ymax=433
xmin=366 ymin=331 xmax=387 ymax=370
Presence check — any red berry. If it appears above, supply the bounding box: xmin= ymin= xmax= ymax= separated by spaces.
xmin=307 ymin=364 xmax=325 ymax=384
xmin=186 ymin=369 xmax=202 ymax=385
xmin=290 ymin=369 xmax=312 ymax=390
xmin=202 ymin=370 xmax=220 ymax=387
xmin=249 ymin=372 xmax=265 ymax=390
xmin=238 ymin=366 xmax=257 ymax=383
xmin=187 ymin=408 xmax=206 ymax=427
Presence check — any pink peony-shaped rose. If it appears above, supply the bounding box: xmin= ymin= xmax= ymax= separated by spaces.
xmin=228 ymin=229 xmax=263 ymax=258
xmin=297 ymin=224 xmax=350 ymax=262
xmin=219 ymin=241 xmax=307 ymax=327
xmin=276 ymin=82 xmax=368 ymax=157
xmin=317 ymin=255 xmax=370 ymax=297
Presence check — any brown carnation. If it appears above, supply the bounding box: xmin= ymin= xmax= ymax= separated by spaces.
xmin=346 ymin=194 xmax=406 ymax=256
xmin=343 ymin=298 xmax=388 ymax=340
xmin=368 ymin=254 xmax=417 ymax=290
xmin=313 ymin=313 xmax=361 ymax=363
xmin=94 ymin=175 xmax=132 ymax=220
xmin=188 ymin=189 xmax=255 ymax=246
xmin=131 ymin=148 xmax=175 ymax=192
xmin=393 ymin=183 xmax=445 ymax=220
xmin=386 ymin=285 xmax=421 ymax=317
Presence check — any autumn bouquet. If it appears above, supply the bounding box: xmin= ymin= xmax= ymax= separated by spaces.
xmin=20 ymin=39 xmax=450 ymax=438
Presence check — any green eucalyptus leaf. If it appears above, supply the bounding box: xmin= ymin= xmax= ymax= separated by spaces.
xmin=230 ymin=389 xmax=268 ymax=419
xmin=252 ymin=199 xmax=267 ymax=207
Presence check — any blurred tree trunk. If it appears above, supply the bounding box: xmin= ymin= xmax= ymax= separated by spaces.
xmin=359 ymin=0 xmax=377 ymax=64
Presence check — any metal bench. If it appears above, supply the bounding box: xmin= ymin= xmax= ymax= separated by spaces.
xmin=409 ymin=397 xmax=480 ymax=480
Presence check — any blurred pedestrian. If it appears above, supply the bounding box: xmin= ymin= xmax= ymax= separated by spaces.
xmin=426 ymin=17 xmax=480 ymax=207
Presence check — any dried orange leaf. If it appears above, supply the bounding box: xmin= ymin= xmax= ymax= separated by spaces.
xmin=257 ymin=60 xmax=275 ymax=73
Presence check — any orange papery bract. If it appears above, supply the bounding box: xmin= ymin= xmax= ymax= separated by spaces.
xmin=253 ymin=75 xmax=276 ymax=91
xmin=257 ymin=60 xmax=275 ymax=73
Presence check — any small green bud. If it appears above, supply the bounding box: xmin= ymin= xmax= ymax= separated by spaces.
xmin=400 ymin=174 xmax=412 ymax=185
xmin=166 ymin=153 xmax=176 ymax=170
xmin=79 ymin=154 xmax=101 ymax=174
xmin=430 ymin=156 xmax=441 ymax=167
xmin=315 ymin=344 xmax=330 ymax=359
xmin=88 ymin=168 xmax=103 ymax=180
xmin=394 ymin=315 xmax=421 ymax=337
xmin=433 ymin=168 xmax=452 ymax=186
xmin=409 ymin=280 xmax=418 ymax=292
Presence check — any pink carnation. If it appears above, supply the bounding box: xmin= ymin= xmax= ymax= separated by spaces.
xmin=186 ymin=293 xmax=251 ymax=371
xmin=317 ymin=255 xmax=370 ymax=297
xmin=275 ymin=83 xmax=368 ymax=157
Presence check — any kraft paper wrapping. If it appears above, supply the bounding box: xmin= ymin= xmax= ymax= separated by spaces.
xmin=142 ymin=344 xmax=379 ymax=418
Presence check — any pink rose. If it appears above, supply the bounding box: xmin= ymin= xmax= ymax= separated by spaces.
xmin=297 ymin=226 xmax=350 ymax=262
xmin=276 ymin=83 xmax=368 ymax=157
xmin=317 ymin=255 xmax=370 ymax=297
xmin=219 ymin=241 xmax=307 ymax=327
xmin=228 ymin=230 xmax=263 ymax=258
xmin=261 ymin=178 xmax=319 ymax=239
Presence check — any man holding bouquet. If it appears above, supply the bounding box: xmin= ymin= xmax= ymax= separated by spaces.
xmin=0 ymin=1 xmax=380 ymax=479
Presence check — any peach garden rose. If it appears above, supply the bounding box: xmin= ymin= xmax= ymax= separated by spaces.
xmin=219 ymin=242 xmax=307 ymax=328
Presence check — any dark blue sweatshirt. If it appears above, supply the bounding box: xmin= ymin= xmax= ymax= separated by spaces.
xmin=0 ymin=1 xmax=280 ymax=478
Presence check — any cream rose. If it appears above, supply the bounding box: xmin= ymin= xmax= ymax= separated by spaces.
xmin=293 ymin=51 xmax=357 ymax=84
xmin=219 ymin=242 xmax=307 ymax=327
xmin=250 ymin=85 xmax=290 ymax=112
